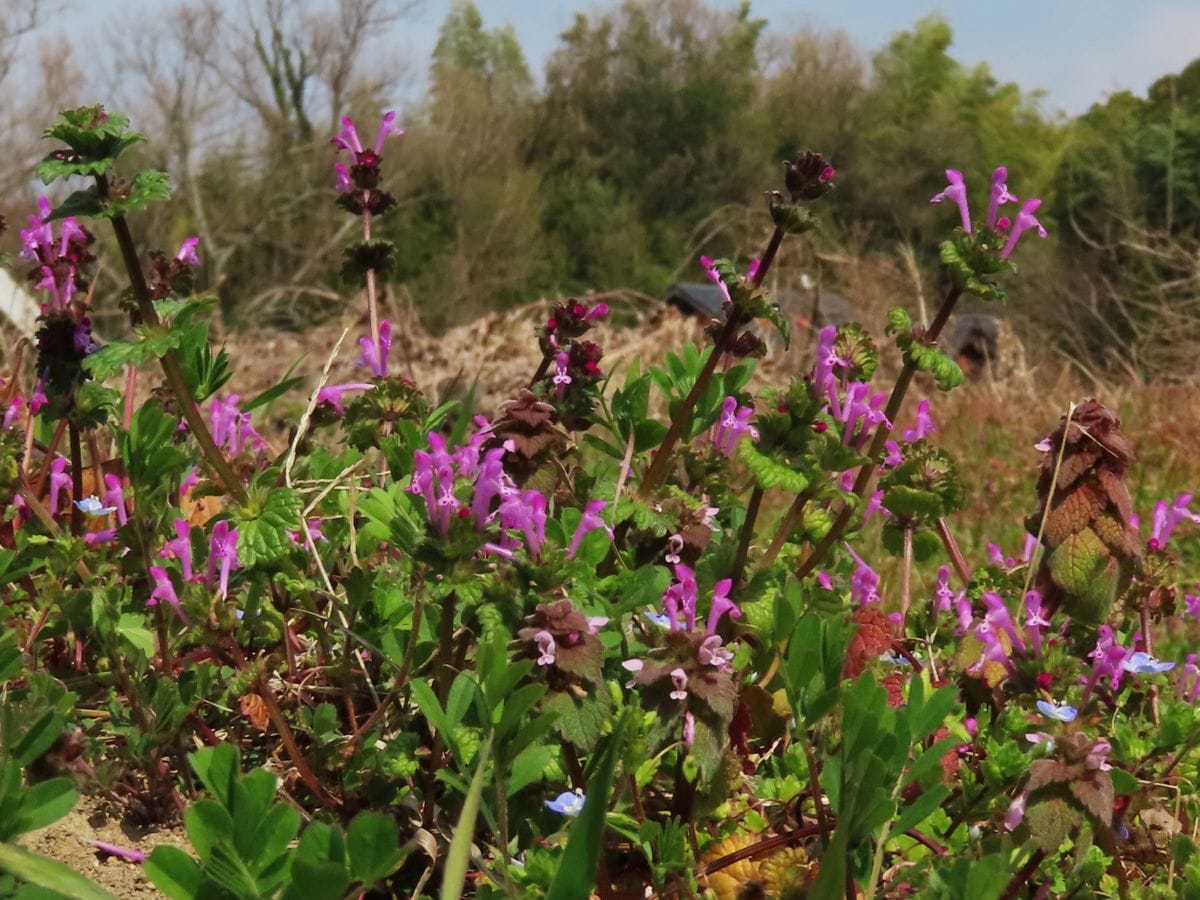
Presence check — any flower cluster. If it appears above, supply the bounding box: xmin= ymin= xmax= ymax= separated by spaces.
xmin=812 ymin=325 xmax=892 ymax=450
xmin=930 ymin=166 xmax=1047 ymax=258
xmin=148 ymin=518 xmax=241 ymax=620
xmin=535 ymin=301 xmax=607 ymax=429
xmin=207 ymin=395 xmax=268 ymax=458
xmin=19 ymin=196 xmax=95 ymax=310
xmin=706 ymin=395 xmax=758 ymax=457
xmin=409 ymin=419 xmax=611 ymax=560
xmin=623 ymin=565 xmax=741 ymax=752
xmin=538 ymin=299 xmax=608 ymax=354
xmin=331 ymin=112 xmax=402 ymax=214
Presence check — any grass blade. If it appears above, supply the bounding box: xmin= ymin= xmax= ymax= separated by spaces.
xmin=440 ymin=737 xmax=492 ymax=900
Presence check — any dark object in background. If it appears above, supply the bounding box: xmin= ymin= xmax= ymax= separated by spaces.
xmin=943 ymin=312 xmax=1000 ymax=378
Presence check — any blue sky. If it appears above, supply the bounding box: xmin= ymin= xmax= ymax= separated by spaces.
xmin=51 ymin=1 xmax=1200 ymax=116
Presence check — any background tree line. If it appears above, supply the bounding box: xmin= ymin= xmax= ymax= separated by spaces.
xmin=2 ymin=0 xmax=1198 ymax=378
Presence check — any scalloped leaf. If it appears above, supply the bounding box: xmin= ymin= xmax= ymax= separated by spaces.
xmin=907 ymin=343 xmax=964 ymax=391
xmin=234 ymin=488 xmax=304 ymax=567
xmin=738 ymin=441 xmax=810 ymax=493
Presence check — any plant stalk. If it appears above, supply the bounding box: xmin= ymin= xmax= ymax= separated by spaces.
xmin=732 ymin=485 xmax=763 ymax=587
xmin=638 ymin=226 xmax=785 ymax=497
xmin=97 ymin=176 xmax=248 ymax=506
xmin=797 ymin=288 xmax=962 ymax=579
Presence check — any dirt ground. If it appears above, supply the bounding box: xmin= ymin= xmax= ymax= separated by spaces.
xmin=20 ymin=794 xmax=190 ymax=898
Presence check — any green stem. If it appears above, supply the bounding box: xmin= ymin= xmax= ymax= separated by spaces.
xmin=797 ymin=288 xmax=962 ymax=580
xmin=68 ymin=422 xmax=83 ymax=536
xmin=732 ymin=486 xmax=763 ymax=587
xmin=758 ymin=487 xmax=815 ymax=569
xmin=97 ymin=176 xmax=249 ymax=506
xmin=638 ymin=226 xmax=785 ymax=498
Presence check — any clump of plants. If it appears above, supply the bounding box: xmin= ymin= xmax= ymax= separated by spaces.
xmin=0 ymin=104 xmax=1197 ymax=900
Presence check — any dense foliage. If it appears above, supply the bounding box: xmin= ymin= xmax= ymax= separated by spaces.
xmin=0 ymin=94 xmax=1198 ymax=900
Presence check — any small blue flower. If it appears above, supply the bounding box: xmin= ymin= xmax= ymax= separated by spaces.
xmin=1122 ymin=652 xmax=1176 ymax=675
xmin=882 ymin=651 xmax=913 ymax=666
xmin=643 ymin=610 xmax=670 ymax=629
xmin=545 ymin=790 xmax=585 ymax=817
xmin=74 ymin=495 xmax=117 ymax=516
xmin=1036 ymin=699 xmax=1078 ymax=723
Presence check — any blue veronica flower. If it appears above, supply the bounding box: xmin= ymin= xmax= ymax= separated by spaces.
xmin=1036 ymin=699 xmax=1078 ymax=722
xmin=74 ymin=495 xmax=117 ymax=516
xmin=545 ymin=790 xmax=585 ymax=817
xmin=644 ymin=610 xmax=670 ymax=629
xmin=1122 ymin=652 xmax=1176 ymax=675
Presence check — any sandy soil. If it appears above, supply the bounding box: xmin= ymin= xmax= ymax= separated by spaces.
xmin=20 ymin=794 xmax=191 ymax=898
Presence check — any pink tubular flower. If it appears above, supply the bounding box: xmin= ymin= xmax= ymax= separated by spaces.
xmin=705 ymin=579 xmax=740 ymax=635
xmin=160 ymin=518 xmax=195 ymax=582
xmin=710 ymin=395 xmax=758 ymax=457
xmin=987 ymin=167 xmax=1018 ymax=230
xmin=147 ymin=566 xmax=188 ymax=623
xmin=356 ymin=319 xmax=393 ymax=378
xmin=902 ymin=399 xmax=936 ymax=443
xmin=534 ymin=630 xmax=556 ymax=666
xmin=331 ymin=117 xmax=363 ymax=156
xmin=333 ymin=162 xmax=353 ymax=194
xmin=48 ymin=457 xmax=70 ymax=515
xmin=372 ymin=110 xmax=404 ymax=155
xmin=175 ymin=236 xmax=201 ymax=267
xmin=930 ymin=169 xmax=971 ymax=233
xmin=566 ymin=499 xmax=610 ymax=559
xmin=1147 ymin=493 xmax=1200 ymax=551
xmin=316 ymin=382 xmax=374 ymax=415
xmin=669 ymin=667 xmax=689 ymax=701
xmin=102 ymin=474 xmax=129 ymax=526
xmin=552 ymin=351 xmax=572 ymax=398
xmin=1000 ymin=199 xmax=1048 ymax=258
xmin=207 ymin=520 xmax=239 ymax=600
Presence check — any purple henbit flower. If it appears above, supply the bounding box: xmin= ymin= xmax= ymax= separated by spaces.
xmin=1085 ymin=739 xmax=1113 ymax=772
xmin=175 ymin=236 xmax=201 ymax=268
xmin=48 ymin=456 xmax=70 ymax=516
xmin=972 ymin=625 xmax=1017 ymax=678
xmin=669 ymin=667 xmax=689 ymax=701
xmin=698 ymin=634 xmax=734 ymax=671
xmin=710 ymin=396 xmax=758 ymax=457
xmin=902 ymin=399 xmax=936 ymax=443
xmin=862 ymin=490 xmax=886 ymax=523
xmin=545 ymin=789 xmax=585 ymax=817
xmin=845 ymin=545 xmax=881 ymax=606
xmin=160 ymin=518 xmax=196 ymax=582
xmin=1083 ymin=637 xmax=1132 ymax=699
xmin=664 ymin=533 xmax=684 ymax=565
xmin=20 ymin=197 xmax=94 ymax=310
xmin=954 ymin=594 xmax=974 ymax=635
xmin=987 ymin=167 xmax=1018 ymax=230
xmin=1023 ymin=590 xmax=1049 ymax=656
xmin=552 ymin=351 xmax=572 ymax=398
xmin=1004 ymin=791 xmax=1028 ymax=831
xmin=357 ymin=319 xmax=393 ymax=378
xmin=1177 ymin=654 xmax=1200 ymax=702
xmin=883 ymin=440 xmax=903 ymax=469
xmin=498 ymin=489 xmax=547 ymax=558
xmin=1147 ymin=493 xmax=1200 ymax=551
xmin=566 ymin=499 xmax=610 ymax=560
xmin=1185 ymin=593 xmax=1200 ymax=622
xmin=982 ymin=592 xmax=1025 ymax=654
xmin=90 ymin=841 xmax=146 ymax=865
xmin=84 ymin=529 xmax=118 ymax=547
xmin=534 ymin=630 xmax=556 ymax=666
xmin=1000 ymin=198 xmax=1048 ymax=259
xmin=1036 ymin=699 xmax=1078 ymax=723
xmin=812 ymin=325 xmax=847 ymax=416
xmin=207 ymin=520 xmax=239 ymax=600
xmin=316 ymin=382 xmax=374 ymax=415
xmin=933 ymin=566 xmax=960 ymax=614
xmin=147 ymin=566 xmax=188 ymax=623
xmin=699 ymin=255 xmax=732 ymax=307
xmin=102 ymin=474 xmax=128 ymax=526
xmin=705 ymin=579 xmax=740 ymax=635
xmin=208 ymin=394 xmax=267 ymax=457
xmin=930 ymin=169 xmax=971 ymax=233
xmin=1122 ymin=651 xmax=1176 ymax=675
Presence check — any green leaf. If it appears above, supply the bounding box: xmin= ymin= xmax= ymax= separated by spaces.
xmin=188 ymin=744 xmax=240 ymax=809
xmin=891 ymin=784 xmax=951 ymax=835
xmin=440 ymin=738 xmax=491 ymax=900
xmin=234 ymin=488 xmax=304 ymax=567
xmin=183 ymin=800 xmax=233 ymax=862
xmin=346 ymin=812 xmax=403 ymax=886
xmin=283 ymin=858 xmax=350 ymax=900
xmin=0 ymin=842 xmax=118 ymax=900
xmin=145 ymin=846 xmax=205 ymax=900
xmin=10 ymin=712 xmax=64 ymax=768
xmin=738 ymin=441 xmax=810 ymax=493
xmin=14 ymin=780 xmax=77 ymax=835
xmin=116 ymin=614 xmax=155 ymax=657
xmin=1110 ymin=767 xmax=1138 ymax=796
xmin=546 ymin=713 xmax=629 ymax=900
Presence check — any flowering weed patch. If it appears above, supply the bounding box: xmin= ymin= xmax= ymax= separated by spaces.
xmin=0 ymin=105 xmax=1198 ymax=900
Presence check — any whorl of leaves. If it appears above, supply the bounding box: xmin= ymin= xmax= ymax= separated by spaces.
xmin=1029 ymin=399 xmax=1142 ymax=623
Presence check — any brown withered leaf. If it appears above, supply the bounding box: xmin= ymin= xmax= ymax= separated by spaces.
xmin=1091 ymin=511 xmax=1142 ymax=558
xmin=239 ymin=693 xmax=270 ymax=730
xmin=881 ymin=672 xmax=906 ymax=708
xmin=844 ymin=607 xmax=893 ymax=679
xmin=1070 ymin=772 xmax=1115 ymax=826
xmin=1043 ymin=484 xmax=1104 ymax=548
